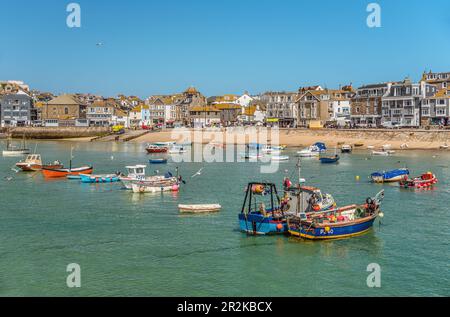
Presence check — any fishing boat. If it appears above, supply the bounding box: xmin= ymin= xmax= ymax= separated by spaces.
xmin=320 ymin=155 xmax=340 ymax=164
xmin=239 ymin=160 xmax=335 ymax=235
xmin=287 ymin=190 xmax=385 ymax=240
xmin=149 ymin=158 xmax=168 ymax=164
xmin=131 ymin=176 xmax=180 ymax=193
xmin=399 ymin=172 xmax=438 ymax=189
xmin=42 ymin=166 xmax=93 ymax=178
xmin=370 ymin=168 xmax=409 ymax=183
xmin=146 ymin=144 xmax=168 ymax=153
xmin=41 ymin=147 xmax=93 ymax=178
xmin=79 ymin=173 xmax=120 ymax=183
xmin=2 ymin=136 xmax=30 ymax=156
xmin=120 ymin=165 xmax=182 ymax=190
xmin=354 ymin=143 xmax=364 ymax=148
xmin=341 ymin=145 xmax=353 ymax=153
xmin=178 ymin=204 xmax=221 ymax=214
xmin=15 ymin=154 xmax=63 ymax=172
xmin=261 ymin=145 xmax=282 ymax=155
xmin=439 ymin=143 xmax=449 ymax=150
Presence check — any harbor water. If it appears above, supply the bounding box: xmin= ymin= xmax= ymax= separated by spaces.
xmin=0 ymin=141 xmax=449 ymax=296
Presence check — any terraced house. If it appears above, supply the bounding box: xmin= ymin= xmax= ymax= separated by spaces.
xmin=176 ymin=87 xmax=207 ymax=126
xmin=146 ymin=95 xmax=178 ymax=127
xmin=421 ymin=87 xmax=450 ymax=126
xmin=86 ymin=99 xmax=117 ymax=126
xmin=0 ymin=91 xmax=35 ymax=127
xmin=422 ymin=71 xmax=450 ymax=90
xmin=262 ymin=92 xmax=297 ymax=127
xmin=296 ymin=86 xmax=332 ymax=128
xmin=381 ymin=78 xmax=437 ymax=127
xmin=351 ymin=82 xmax=392 ymax=127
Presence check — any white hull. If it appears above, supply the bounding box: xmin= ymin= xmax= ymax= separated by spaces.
xmin=271 ymin=155 xmax=289 ymax=161
xmin=132 ymin=183 xmax=179 ymax=193
xmin=178 ymin=204 xmax=221 ymax=213
xmin=297 ymin=151 xmax=319 ymax=157
xmin=2 ymin=150 xmax=30 ymax=156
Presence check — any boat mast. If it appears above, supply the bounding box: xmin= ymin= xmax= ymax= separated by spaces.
xmin=69 ymin=146 xmax=74 ymax=171
xmin=297 ymin=158 xmax=302 ymax=216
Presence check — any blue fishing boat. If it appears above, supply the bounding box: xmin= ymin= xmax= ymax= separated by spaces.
xmin=79 ymin=173 xmax=120 ymax=183
xmin=313 ymin=142 xmax=327 ymax=152
xmin=319 ymin=155 xmax=340 ymax=164
xmin=287 ymin=190 xmax=385 ymax=240
xmin=370 ymin=168 xmax=409 ymax=183
xmin=149 ymin=158 xmax=168 ymax=164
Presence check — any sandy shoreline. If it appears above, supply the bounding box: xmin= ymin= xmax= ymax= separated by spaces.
xmin=129 ymin=128 xmax=450 ymax=150
xmin=16 ymin=128 xmax=450 ymax=151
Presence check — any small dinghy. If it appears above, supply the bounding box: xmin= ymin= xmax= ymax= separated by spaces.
xmin=370 ymin=168 xmax=409 ymax=183
xmin=79 ymin=174 xmax=120 ymax=183
xmin=372 ymin=150 xmax=395 ymax=156
xmin=439 ymin=143 xmax=449 ymax=150
xmin=178 ymin=204 xmax=222 ymax=214
xmin=149 ymin=158 xmax=168 ymax=164
xmin=399 ymin=172 xmax=438 ymax=189
xmin=319 ymin=155 xmax=340 ymax=164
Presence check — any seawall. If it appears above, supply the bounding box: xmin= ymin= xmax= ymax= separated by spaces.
xmin=7 ymin=127 xmax=110 ymax=139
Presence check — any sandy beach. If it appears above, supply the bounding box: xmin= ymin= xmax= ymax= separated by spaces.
xmin=130 ymin=128 xmax=450 ymax=150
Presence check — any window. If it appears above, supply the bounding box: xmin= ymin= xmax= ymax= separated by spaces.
xmin=65 ymin=108 xmax=69 ymax=115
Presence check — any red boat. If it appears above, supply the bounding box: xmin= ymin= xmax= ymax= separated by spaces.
xmin=145 ymin=145 xmax=168 ymax=154
xmin=399 ymin=172 xmax=438 ymax=189
xmin=42 ymin=166 xmax=94 ymax=178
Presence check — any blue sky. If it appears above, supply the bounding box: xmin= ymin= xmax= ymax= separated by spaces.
xmin=1 ymin=0 xmax=450 ymax=97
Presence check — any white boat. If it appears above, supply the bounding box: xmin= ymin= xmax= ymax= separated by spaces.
xmin=367 ymin=145 xmax=375 ymax=150
xmin=382 ymin=144 xmax=392 ymax=151
xmin=439 ymin=143 xmax=449 ymax=150
xmin=271 ymin=155 xmax=289 ymax=161
xmin=297 ymin=148 xmax=320 ymax=157
xmin=178 ymin=204 xmax=222 ymax=213
xmin=2 ymin=137 xmax=30 ymax=156
xmin=372 ymin=150 xmax=395 ymax=156
xmin=341 ymin=145 xmax=352 ymax=153
xmin=120 ymin=165 xmax=177 ymax=189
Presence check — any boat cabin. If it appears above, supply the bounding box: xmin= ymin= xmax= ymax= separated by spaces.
xmin=24 ymin=154 xmax=42 ymax=164
xmin=125 ymin=165 xmax=146 ymax=180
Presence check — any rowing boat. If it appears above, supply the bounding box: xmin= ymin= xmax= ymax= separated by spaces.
xmin=178 ymin=204 xmax=222 ymax=213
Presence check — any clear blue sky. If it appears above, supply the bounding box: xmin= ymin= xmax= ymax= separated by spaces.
xmin=1 ymin=0 xmax=450 ymax=97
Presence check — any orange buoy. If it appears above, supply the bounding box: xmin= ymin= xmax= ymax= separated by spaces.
xmin=276 ymin=223 xmax=283 ymax=230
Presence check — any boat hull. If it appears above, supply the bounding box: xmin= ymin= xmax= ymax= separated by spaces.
xmin=288 ymin=217 xmax=377 ymax=240
xmin=146 ymin=148 xmax=168 ymax=153
xmin=131 ymin=182 xmax=179 ymax=193
xmin=238 ymin=213 xmax=287 ymax=235
xmin=80 ymin=174 xmax=120 ymax=183
xmin=42 ymin=166 xmax=93 ymax=178
xmin=3 ymin=150 xmax=30 ymax=157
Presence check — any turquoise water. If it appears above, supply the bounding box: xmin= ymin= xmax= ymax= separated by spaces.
xmin=0 ymin=141 xmax=449 ymax=296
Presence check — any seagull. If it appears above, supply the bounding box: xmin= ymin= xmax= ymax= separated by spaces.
xmin=4 ymin=176 xmax=13 ymax=181
xmin=96 ymin=42 xmax=103 ymax=47
xmin=191 ymin=167 xmax=204 ymax=178
xmin=110 ymin=155 xmax=114 ymax=160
